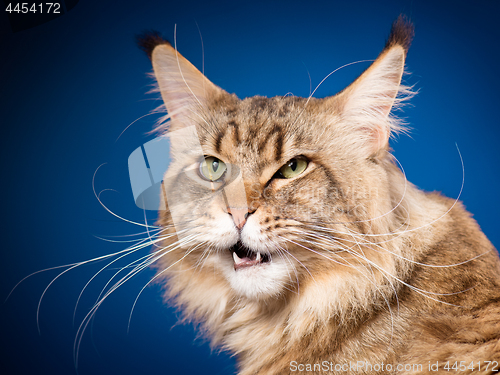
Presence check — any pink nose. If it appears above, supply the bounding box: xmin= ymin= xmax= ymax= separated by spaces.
xmin=227 ymin=207 xmax=249 ymax=230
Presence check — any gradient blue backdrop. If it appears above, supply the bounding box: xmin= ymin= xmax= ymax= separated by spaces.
xmin=1 ymin=1 xmax=499 ymax=374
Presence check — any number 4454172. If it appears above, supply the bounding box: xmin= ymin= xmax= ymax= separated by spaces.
xmin=442 ymin=361 xmax=499 ymax=372
xmin=5 ymin=3 xmax=61 ymax=14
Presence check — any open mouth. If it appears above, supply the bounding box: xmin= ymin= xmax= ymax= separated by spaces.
xmin=230 ymin=241 xmax=271 ymax=270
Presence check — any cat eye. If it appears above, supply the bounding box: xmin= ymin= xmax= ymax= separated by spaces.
xmin=277 ymin=157 xmax=308 ymax=179
xmin=199 ymin=156 xmax=227 ymax=181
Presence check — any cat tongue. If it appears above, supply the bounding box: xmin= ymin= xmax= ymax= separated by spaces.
xmin=233 ymin=251 xmax=261 ymax=270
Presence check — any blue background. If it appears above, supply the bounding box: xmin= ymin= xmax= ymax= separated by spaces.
xmin=1 ymin=1 xmax=499 ymax=374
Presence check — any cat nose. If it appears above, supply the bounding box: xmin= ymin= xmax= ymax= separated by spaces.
xmin=227 ymin=207 xmax=253 ymax=230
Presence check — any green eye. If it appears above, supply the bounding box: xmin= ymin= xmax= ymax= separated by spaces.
xmin=278 ymin=157 xmax=308 ymax=179
xmin=199 ymin=156 xmax=227 ymax=181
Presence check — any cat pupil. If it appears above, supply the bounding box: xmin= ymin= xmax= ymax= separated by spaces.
xmin=212 ymin=160 xmax=219 ymax=172
xmin=289 ymin=160 xmax=297 ymax=171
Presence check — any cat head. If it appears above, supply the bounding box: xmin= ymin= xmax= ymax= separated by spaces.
xmin=139 ymin=17 xmax=415 ymax=311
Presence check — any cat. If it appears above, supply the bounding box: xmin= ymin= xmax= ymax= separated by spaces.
xmin=137 ymin=16 xmax=500 ymax=374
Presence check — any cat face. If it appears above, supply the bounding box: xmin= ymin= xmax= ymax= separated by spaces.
xmin=146 ymin=19 xmax=415 ymax=304
xmin=161 ymin=97 xmax=384 ymax=300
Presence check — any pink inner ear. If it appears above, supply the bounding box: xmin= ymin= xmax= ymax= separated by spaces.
xmin=372 ymin=101 xmax=393 ymax=150
xmin=372 ymin=125 xmax=390 ymax=152
xmin=358 ymin=122 xmax=390 ymax=153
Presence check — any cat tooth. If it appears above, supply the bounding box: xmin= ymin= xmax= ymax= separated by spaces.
xmin=256 ymin=252 xmax=261 ymax=262
xmin=233 ymin=251 xmax=243 ymax=264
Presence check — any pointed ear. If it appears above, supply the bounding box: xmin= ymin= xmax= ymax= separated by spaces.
xmin=338 ymin=16 xmax=414 ymax=155
xmin=138 ymin=33 xmax=221 ymax=131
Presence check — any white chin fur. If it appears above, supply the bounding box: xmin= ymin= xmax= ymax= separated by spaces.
xmin=219 ymin=253 xmax=290 ymax=300
xmin=208 ymin=215 xmax=291 ymax=299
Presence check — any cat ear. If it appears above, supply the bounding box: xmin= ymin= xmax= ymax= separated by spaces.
xmin=137 ymin=32 xmax=221 ymax=131
xmin=337 ymin=16 xmax=414 ymax=155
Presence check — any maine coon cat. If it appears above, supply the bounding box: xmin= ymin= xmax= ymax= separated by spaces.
xmin=138 ymin=16 xmax=500 ymax=374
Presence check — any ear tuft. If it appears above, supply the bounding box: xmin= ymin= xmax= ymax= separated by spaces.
xmin=384 ymin=15 xmax=414 ymax=55
xmin=136 ymin=31 xmax=171 ymax=60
